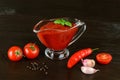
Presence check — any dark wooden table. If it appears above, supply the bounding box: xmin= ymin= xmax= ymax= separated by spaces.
xmin=0 ymin=0 xmax=120 ymax=80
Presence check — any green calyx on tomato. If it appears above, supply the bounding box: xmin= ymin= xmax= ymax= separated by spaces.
xmin=15 ymin=50 xmax=21 ymax=55
xmin=54 ymin=18 xmax=72 ymax=27
xmin=30 ymin=45 xmax=35 ymax=51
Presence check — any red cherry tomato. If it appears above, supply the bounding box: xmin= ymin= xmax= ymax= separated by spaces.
xmin=8 ymin=46 xmax=23 ymax=61
xmin=24 ymin=43 xmax=40 ymax=59
xmin=96 ymin=52 xmax=112 ymax=64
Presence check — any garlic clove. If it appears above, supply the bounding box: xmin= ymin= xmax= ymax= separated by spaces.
xmin=82 ymin=59 xmax=95 ymax=67
xmin=81 ymin=66 xmax=99 ymax=74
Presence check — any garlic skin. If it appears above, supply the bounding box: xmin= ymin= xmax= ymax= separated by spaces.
xmin=82 ymin=59 xmax=95 ymax=67
xmin=81 ymin=66 xmax=99 ymax=74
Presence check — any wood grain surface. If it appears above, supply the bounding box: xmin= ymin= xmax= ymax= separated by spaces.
xmin=0 ymin=0 xmax=120 ymax=80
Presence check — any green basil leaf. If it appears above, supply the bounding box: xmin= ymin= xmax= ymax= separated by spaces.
xmin=54 ymin=18 xmax=72 ymax=27
xmin=65 ymin=21 xmax=72 ymax=27
xmin=54 ymin=19 xmax=61 ymax=24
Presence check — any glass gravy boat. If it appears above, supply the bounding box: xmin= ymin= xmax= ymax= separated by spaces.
xmin=33 ymin=17 xmax=86 ymax=60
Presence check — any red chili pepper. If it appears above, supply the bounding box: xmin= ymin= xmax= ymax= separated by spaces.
xmin=67 ymin=48 xmax=98 ymax=69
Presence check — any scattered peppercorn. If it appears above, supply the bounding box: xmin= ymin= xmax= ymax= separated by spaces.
xmin=26 ymin=62 xmax=48 ymax=75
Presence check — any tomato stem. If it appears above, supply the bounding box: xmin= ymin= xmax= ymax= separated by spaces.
xmin=30 ymin=46 xmax=35 ymax=51
xmin=30 ymin=44 xmax=35 ymax=51
xmin=92 ymin=48 xmax=99 ymax=51
xmin=15 ymin=50 xmax=20 ymax=55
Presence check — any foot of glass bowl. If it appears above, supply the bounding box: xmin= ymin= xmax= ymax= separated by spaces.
xmin=45 ymin=48 xmax=69 ymax=60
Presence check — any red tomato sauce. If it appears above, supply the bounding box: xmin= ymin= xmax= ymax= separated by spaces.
xmin=37 ymin=22 xmax=78 ymax=50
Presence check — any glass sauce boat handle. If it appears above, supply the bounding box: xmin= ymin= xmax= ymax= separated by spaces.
xmin=68 ymin=20 xmax=86 ymax=46
xmin=33 ymin=20 xmax=44 ymax=33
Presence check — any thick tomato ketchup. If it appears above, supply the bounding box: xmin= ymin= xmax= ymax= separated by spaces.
xmin=37 ymin=22 xmax=78 ymax=50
